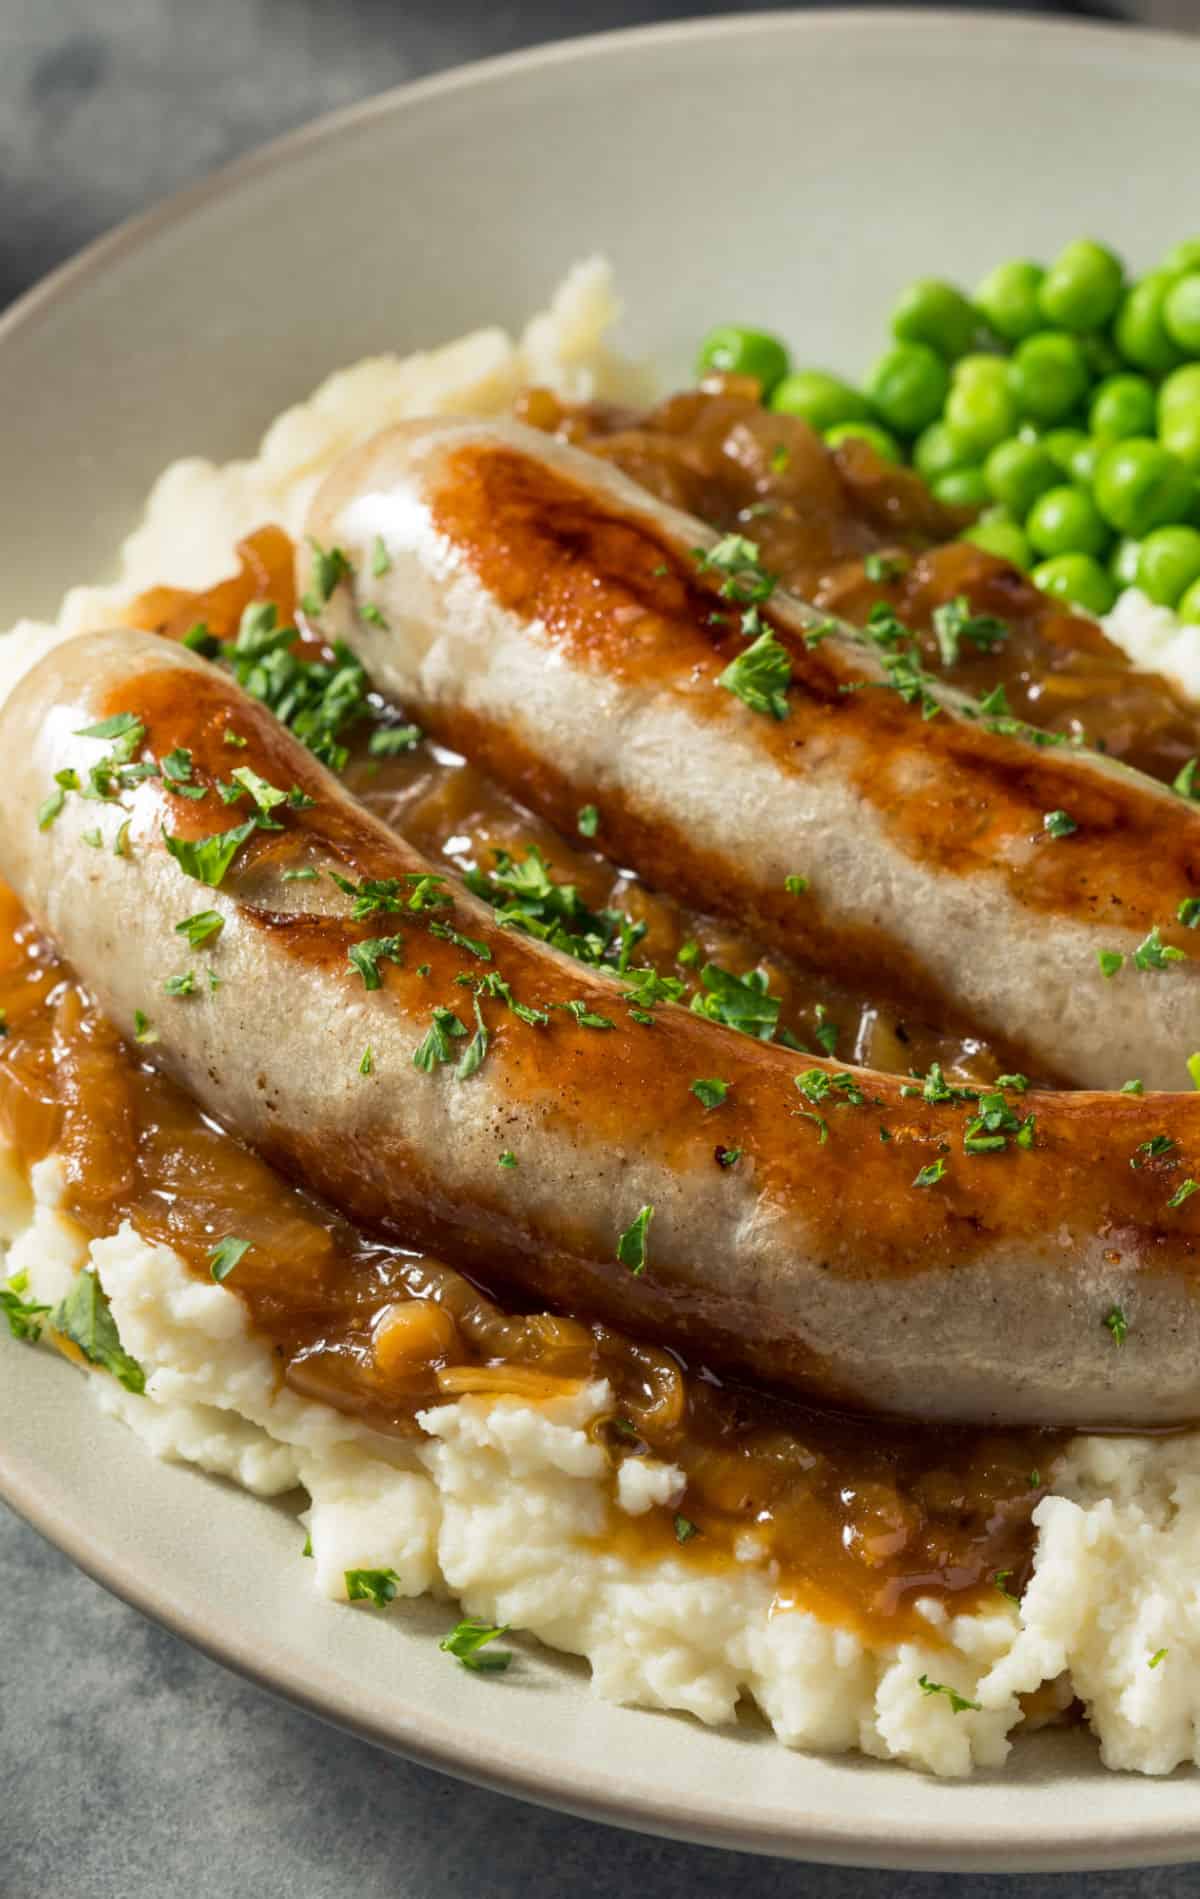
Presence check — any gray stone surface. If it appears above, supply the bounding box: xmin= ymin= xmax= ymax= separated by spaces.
xmin=1 ymin=1 xmax=1192 ymax=1893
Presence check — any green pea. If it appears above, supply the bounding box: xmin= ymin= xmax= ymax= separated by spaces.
xmin=1114 ymin=274 xmax=1185 ymax=375
xmin=891 ymin=279 xmax=977 ymax=360
xmin=1066 ymin=438 xmax=1101 ymax=488
xmin=913 ymin=421 xmax=964 ymax=482
xmin=1164 ymin=238 xmax=1200 ymax=278
xmin=1041 ymin=427 xmax=1089 ymax=475
xmin=1160 ymin=365 xmax=1200 ymax=415
xmin=1038 ymin=239 xmax=1124 ymax=332
xmin=931 ymin=466 xmax=990 ymax=510
xmin=1110 ymin=538 xmax=1144 ymax=589
xmin=1094 ymin=437 xmax=1194 ymax=536
xmin=769 ymin=369 xmax=870 ymax=431
xmin=962 ymin=517 xmax=1032 ymax=569
xmin=1136 ymin=526 xmax=1200 ymax=607
xmin=824 ymin=420 xmax=902 ymax=464
xmin=1161 ymin=408 xmax=1200 ymax=475
xmin=1027 ymin=484 xmax=1109 ymax=559
xmin=1032 ymin=554 xmax=1117 ymax=617
xmin=951 ymin=352 xmax=1010 ymax=392
xmin=974 ymin=260 xmax=1046 ymax=343
xmin=983 ymin=438 xmax=1059 ymax=516
xmin=1179 ymin=576 xmax=1200 ymax=624
xmin=944 ymin=378 xmax=1017 ymax=461
xmin=1164 ymin=275 xmax=1200 ymax=355
xmin=1089 ymin=374 xmax=1157 ymax=442
xmin=1007 ymin=332 xmax=1091 ymax=424
xmin=696 ymin=325 xmax=791 ymax=394
xmin=864 ymin=342 xmax=949 ymax=436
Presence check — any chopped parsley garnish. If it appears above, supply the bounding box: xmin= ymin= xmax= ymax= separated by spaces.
xmin=715 ymin=1146 xmax=742 ymax=1168
xmin=301 ymin=538 xmax=353 ymax=617
xmin=784 ymin=874 xmax=809 ymax=895
xmin=1 ymin=1271 xmax=51 ymax=1343
xmin=690 ymin=1078 xmax=729 ymax=1110
xmin=112 ymin=819 xmax=130 ymax=856
xmin=794 ymin=1068 xmax=866 ymax=1108
xmin=455 ymin=997 xmax=490 ymax=1081
xmin=1133 ymin=926 xmax=1185 ymax=971
xmin=220 ymin=600 xmax=370 ymax=771
xmin=913 ymin=1157 xmax=948 ymax=1188
xmin=1043 ymin=809 xmax=1078 ymax=839
xmin=1190 ymin=1053 xmax=1200 ymax=1091
xmin=1179 ymin=898 xmax=1200 ymax=929
xmin=577 ymin=804 xmax=600 ymax=838
xmin=163 ymin=816 xmax=259 ymax=888
xmin=813 ymin=1005 xmax=839 ymax=1056
xmin=1150 ymin=1648 xmax=1168 ymax=1669
xmin=718 ymin=629 xmax=792 ymax=719
xmin=863 ymin=552 xmax=908 ymax=584
xmin=918 ymin=1675 xmax=981 ymax=1714
xmin=208 ymin=1236 xmax=251 ymax=1282
xmin=81 ymin=827 xmax=102 ymax=848
xmin=995 ymin=1072 xmax=1030 ymax=1093
xmin=75 ymin=712 xmax=142 ymax=743
xmin=691 ymin=963 xmax=780 ymax=1042
xmin=49 ymin=1267 xmax=144 ymax=1393
xmin=175 ymin=910 xmax=224 ymax=949
xmin=677 ymin=939 xmax=701 ymax=967
xmin=467 ymin=843 xmax=643 ymax=976
xmin=1175 ymin=757 xmax=1200 ymax=800
xmin=372 ymin=536 xmax=392 ymax=577
xmin=132 ymin=1010 xmax=157 ymax=1045
xmin=344 ymin=1568 xmax=400 ymax=1608
xmin=223 ymin=727 xmax=247 ymax=748
xmin=427 ymin=919 xmax=491 ymax=961
xmin=464 ymin=969 xmax=549 ymax=1030
xmin=1097 ymin=949 xmax=1125 ymax=979
xmin=963 ymin=1091 xmax=1034 ymax=1155
xmin=555 ymin=999 xmax=614 ymax=1030
xmin=38 ymin=786 xmax=67 ymax=829
xmin=331 ymin=871 xmax=447 ymax=920
xmin=900 ymin=1062 xmax=979 ymax=1106
xmin=993 ymin=1570 xmax=1018 ymax=1604
xmin=358 ymin=1046 xmax=374 ymax=1076
xmin=693 ymin=534 xmax=777 ymax=607
xmin=367 ymin=723 xmax=422 ymax=757
xmin=230 ymin=764 xmax=288 ymax=816
xmin=1168 ymin=1178 xmax=1200 ymax=1208
xmin=439 ymin=1618 xmax=512 ymax=1673
xmin=1104 ymin=1306 xmax=1128 ymax=1346
xmin=282 ymin=866 xmax=319 ymax=883
xmin=413 ymin=1006 xmax=469 ymax=1071
xmin=673 ymin=1514 xmax=699 ymax=1544
xmin=1132 ymin=1134 xmax=1175 ymax=1168
xmin=498 ymin=1151 xmax=517 ymax=1169
xmin=617 ymin=1205 xmax=654 ymax=1276
xmin=930 ymin=594 xmax=1009 ymax=667
xmin=1121 ymin=1078 xmax=1145 ymax=1095
xmin=163 ymin=971 xmax=196 ymax=997
xmin=180 ymin=623 xmax=218 ymax=655
xmin=348 ymin=935 xmax=404 ymax=990
xmin=359 ymin=602 xmax=388 ymax=629
xmin=620 ymin=967 xmax=687 ymax=1012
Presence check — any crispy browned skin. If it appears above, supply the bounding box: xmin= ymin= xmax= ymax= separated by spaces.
xmin=5 ymin=630 xmax=1200 ymax=1425
xmin=303 ymin=419 xmax=1200 ymax=1094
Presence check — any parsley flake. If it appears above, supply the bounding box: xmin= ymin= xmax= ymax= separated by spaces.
xmin=175 ymin=910 xmax=224 ymax=950
xmin=718 ymin=629 xmax=792 ymax=719
xmin=617 ymin=1205 xmax=654 ymax=1276
xmin=1044 ymin=809 xmax=1078 ymax=839
xmin=917 ymin=1674 xmax=981 ymax=1715
xmin=345 ymin=1568 xmax=400 ymax=1608
xmin=49 ymin=1268 xmax=144 ymax=1393
xmin=690 ymin=1078 xmax=729 ymax=1110
xmin=209 ymin=1236 xmax=251 ymax=1282
xmin=163 ymin=817 xmax=259 ymax=889
xmin=348 ymin=936 xmax=404 ymax=990
xmin=577 ymin=804 xmax=600 ymax=838
xmin=439 ymin=1618 xmax=512 ymax=1673
xmin=1104 ymin=1306 xmax=1128 ymax=1346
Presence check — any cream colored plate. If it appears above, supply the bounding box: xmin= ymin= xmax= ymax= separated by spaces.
xmin=4 ymin=10 xmax=1200 ymax=1869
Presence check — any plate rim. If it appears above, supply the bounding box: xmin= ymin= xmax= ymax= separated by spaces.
xmin=6 ymin=6 xmax=1200 ymax=1869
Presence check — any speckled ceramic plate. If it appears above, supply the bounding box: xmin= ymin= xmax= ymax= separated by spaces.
xmin=4 ymin=10 xmax=1200 ymax=1869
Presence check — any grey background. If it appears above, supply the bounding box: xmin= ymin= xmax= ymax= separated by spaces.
xmin=2 ymin=2 xmax=1196 ymax=1894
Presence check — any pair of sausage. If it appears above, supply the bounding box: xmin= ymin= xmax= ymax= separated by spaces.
xmin=3 ymin=621 xmax=1200 ymax=1427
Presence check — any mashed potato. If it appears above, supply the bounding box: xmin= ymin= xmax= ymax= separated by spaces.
xmin=8 ymin=257 xmax=1200 ymax=1779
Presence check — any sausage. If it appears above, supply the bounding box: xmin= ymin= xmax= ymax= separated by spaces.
xmin=5 ymin=627 xmax=1200 ymax=1428
xmin=303 ymin=416 xmax=1200 ymax=1094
